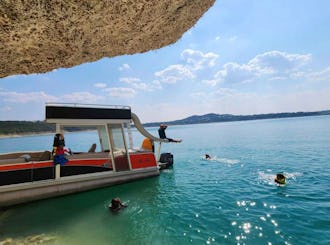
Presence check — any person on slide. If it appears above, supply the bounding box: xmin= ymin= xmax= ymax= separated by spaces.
xmin=158 ymin=124 xmax=182 ymax=143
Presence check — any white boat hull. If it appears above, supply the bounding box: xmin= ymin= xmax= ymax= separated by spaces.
xmin=0 ymin=167 xmax=159 ymax=208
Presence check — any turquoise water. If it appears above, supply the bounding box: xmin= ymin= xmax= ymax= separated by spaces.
xmin=0 ymin=116 xmax=329 ymax=245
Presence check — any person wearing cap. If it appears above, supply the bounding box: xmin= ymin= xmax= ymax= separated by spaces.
xmin=158 ymin=124 xmax=182 ymax=143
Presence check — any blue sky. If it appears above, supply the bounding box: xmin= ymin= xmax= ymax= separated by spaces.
xmin=1 ymin=0 xmax=330 ymax=123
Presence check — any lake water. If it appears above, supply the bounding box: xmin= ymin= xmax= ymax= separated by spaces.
xmin=0 ymin=116 xmax=329 ymax=245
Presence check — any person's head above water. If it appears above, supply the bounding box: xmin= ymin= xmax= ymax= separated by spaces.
xmin=274 ymin=173 xmax=286 ymax=185
xmin=111 ymin=198 xmax=121 ymax=208
xmin=109 ymin=197 xmax=127 ymax=212
xmin=160 ymin=124 xmax=168 ymax=129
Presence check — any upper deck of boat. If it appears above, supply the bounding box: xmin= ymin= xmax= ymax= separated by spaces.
xmin=46 ymin=103 xmax=132 ymax=125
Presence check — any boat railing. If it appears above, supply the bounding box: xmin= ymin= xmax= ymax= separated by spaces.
xmin=0 ymin=151 xmax=52 ymax=164
xmin=46 ymin=102 xmax=130 ymax=110
xmin=67 ymin=152 xmax=109 ymax=160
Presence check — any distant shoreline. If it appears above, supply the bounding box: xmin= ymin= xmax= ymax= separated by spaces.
xmin=143 ymin=109 xmax=330 ymax=127
xmin=0 ymin=132 xmax=54 ymax=139
xmin=0 ymin=129 xmax=98 ymax=139
xmin=1 ymin=110 xmax=329 ymax=138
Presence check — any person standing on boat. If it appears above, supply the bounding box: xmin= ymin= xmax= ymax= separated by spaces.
xmin=158 ymin=124 xmax=182 ymax=143
xmin=52 ymin=133 xmax=69 ymax=165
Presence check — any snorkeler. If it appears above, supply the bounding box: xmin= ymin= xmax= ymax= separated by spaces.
xmin=109 ymin=197 xmax=127 ymax=212
xmin=274 ymin=173 xmax=286 ymax=185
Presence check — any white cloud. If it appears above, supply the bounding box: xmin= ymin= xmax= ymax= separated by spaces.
xmin=120 ymin=77 xmax=162 ymax=91
xmin=202 ymin=79 xmax=218 ymax=86
xmin=60 ymin=92 xmax=104 ymax=103
xmin=212 ymin=88 xmax=237 ymax=97
xmin=0 ymin=91 xmax=57 ymax=103
xmin=215 ymin=62 xmax=256 ymax=84
xmin=0 ymin=90 xmax=104 ymax=105
xmin=153 ymin=49 xmax=218 ymax=85
xmin=190 ymin=88 xmax=237 ymax=105
xmin=181 ymin=49 xmax=218 ymax=70
xmin=305 ymin=66 xmax=330 ymax=82
xmin=105 ymin=87 xmax=136 ymax=98
xmin=155 ymin=64 xmax=194 ymax=84
xmin=214 ymin=35 xmax=238 ymax=43
xmin=269 ymin=76 xmax=287 ymax=81
xmin=118 ymin=63 xmax=131 ymax=71
xmin=133 ymin=102 xmax=190 ymax=122
xmin=120 ymin=77 xmax=141 ymax=84
xmin=94 ymin=83 xmax=107 ymax=88
xmin=190 ymin=91 xmax=207 ymax=99
xmin=214 ymin=50 xmax=312 ymax=84
xmin=149 ymin=80 xmax=162 ymax=90
xmin=248 ymin=51 xmax=312 ymax=74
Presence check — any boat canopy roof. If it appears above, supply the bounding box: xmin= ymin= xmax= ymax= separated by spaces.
xmin=45 ymin=103 xmax=131 ymax=125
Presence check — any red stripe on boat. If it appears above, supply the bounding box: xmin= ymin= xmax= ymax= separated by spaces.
xmin=130 ymin=153 xmax=157 ymax=169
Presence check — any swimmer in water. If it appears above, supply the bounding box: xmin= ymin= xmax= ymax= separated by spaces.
xmin=109 ymin=197 xmax=127 ymax=212
xmin=205 ymin=154 xmax=211 ymax=160
xmin=274 ymin=173 xmax=286 ymax=185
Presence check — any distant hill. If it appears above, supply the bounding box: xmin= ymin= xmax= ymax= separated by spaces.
xmin=143 ymin=110 xmax=330 ymax=127
xmin=0 ymin=110 xmax=330 ymax=136
xmin=0 ymin=121 xmax=55 ymax=136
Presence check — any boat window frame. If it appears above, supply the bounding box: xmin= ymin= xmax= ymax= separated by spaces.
xmin=97 ymin=125 xmax=110 ymax=152
xmin=121 ymin=123 xmax=132 ymax=170
xmin=105 ymin=124 xmax=115 ymax=171
xmin=107 ymin=123 xmax=132 ymax=171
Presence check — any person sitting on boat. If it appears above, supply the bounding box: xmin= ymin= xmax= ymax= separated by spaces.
xmin=109 ymin=197 xmax=127 ymax=212
xmin=205 ymin=154 xmax=211 ymax=160
xmin=274 ymin=173 xmax=286 ymax=185
xmin=52 ymin=133 xmax=69 ymax=165
xmin=158 ymin=124 xmax=182 ymax=143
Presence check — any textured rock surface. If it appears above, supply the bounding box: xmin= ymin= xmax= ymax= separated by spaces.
xmin=0 ymin=0 xmax=215 ymax=78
